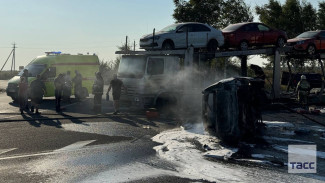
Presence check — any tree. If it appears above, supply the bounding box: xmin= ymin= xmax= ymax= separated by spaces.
xmin=301 ymin=1 xmax=317 ymax=31
xmin=256 ymin=0 xmax=317 ymax=38
xmin=281 ymin=0 xmax=303 ymax=38
xmin=173 ymin=0 xmax=253 ymax=28
xmin=317 ymin=2 xmax=325 ymax=29
xmin=255 ymin=0 xmax=284 ymax=30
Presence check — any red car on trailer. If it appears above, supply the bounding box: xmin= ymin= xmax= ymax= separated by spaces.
xmin=222 ymin=22 xmax=287 ymax=50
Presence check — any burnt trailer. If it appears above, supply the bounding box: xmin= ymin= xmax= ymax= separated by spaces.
xmin=202 ymin=77 xmax=267 ymax=144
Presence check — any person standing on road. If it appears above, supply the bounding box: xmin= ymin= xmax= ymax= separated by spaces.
xmin=54 ymin=74 xmax=65 ymax=112
xmin=92 ymin=72 xmax=104 ymax=113
xmin=72 ymin=70 xmax=82 ymax=100
xmin=296 ymin=75 xmax=310 ymax=105
xmin=30 ymin=74 xmax=46 ymax=114
xmin=107 ymin=74 xmax=127 ymax=115
xmin=63 ymin=71 xmax=72 ymax=103
xmin=21 ymin=69 xmax=29 ymax=110
xmin=18 ymin=77 xmax=28 ymax=114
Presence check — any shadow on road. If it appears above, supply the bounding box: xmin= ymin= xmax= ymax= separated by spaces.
xmin=21 ymin=112 xmax=62 ymax=128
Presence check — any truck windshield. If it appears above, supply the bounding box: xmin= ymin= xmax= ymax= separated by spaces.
xmin=118 ymin=56 xmax=146 ymax=78
xmin=18 ymin=64 xmax=46 ymax=77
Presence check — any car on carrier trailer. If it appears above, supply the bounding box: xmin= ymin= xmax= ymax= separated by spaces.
xmin=139 ymin=22 xmax=224 ymax=52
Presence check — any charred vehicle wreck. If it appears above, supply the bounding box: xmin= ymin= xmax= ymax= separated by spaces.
xmin=202 ymin=77 xmax=267 ymax=144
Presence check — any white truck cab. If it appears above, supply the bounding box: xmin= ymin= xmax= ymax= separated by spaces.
xmin=117 ymin=55 xmax=181 ymax=109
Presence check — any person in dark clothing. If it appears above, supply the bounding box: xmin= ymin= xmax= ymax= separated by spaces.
xmin=107 ymin=74 xmax=127 ymax=114
xmin=30 ymin=74 xmax=46 ymax=114
xmin=72 ymin=70 xmax=82 ymax=100
xmin=250 ymin=64 xmax=266 ymax=80
xmin=92 ymin=72 xmax=104 ymax=113
xmin=54 ymin=74 xmax=65 ymax=112
xmin=63 ymin=71 xmax=72 ymax=103
xmin=21 ymin=69 xmax=29 ymax=110
xmin=18 ymin=77 xmax=28 ymax=114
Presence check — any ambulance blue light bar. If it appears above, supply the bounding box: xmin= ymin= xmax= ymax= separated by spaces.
xmin=45 ymin=51 xmax=62 ymax=55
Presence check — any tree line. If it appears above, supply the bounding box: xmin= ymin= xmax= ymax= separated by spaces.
xmin=173 ymin=0 xmax=325 ymax=39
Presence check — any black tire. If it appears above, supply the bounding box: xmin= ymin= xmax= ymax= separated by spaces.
xmin=207 ymin=39 xmax=218 ymax=52
xmin=276 ymin=37 xmax=286 ymax=47
xmin=11 ymin=96 xmax=18 ymax=103
xmin=307 ymin=44 xmax=316 ymax=55
xmin=239 ymin=40 xmax=249 ymax=50
xmin=162 ymin=41 xmax=174 ymax=50
xmin=155 ymin=96 xmax=177 ymax=115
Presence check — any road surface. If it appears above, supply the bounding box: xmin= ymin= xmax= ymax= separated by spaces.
xmin=0 ymin=80 xmax=325 ymax=182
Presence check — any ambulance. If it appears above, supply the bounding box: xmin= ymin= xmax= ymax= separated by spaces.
xmin=6 ymin=52 xmax=100 ymax=101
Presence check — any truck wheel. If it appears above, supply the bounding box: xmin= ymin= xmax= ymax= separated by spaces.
xmin=155 ymin=96 xmax=177 ymax=115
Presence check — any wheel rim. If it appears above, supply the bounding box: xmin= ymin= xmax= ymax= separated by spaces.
xmin=278 ymin=38 xmax=285 ymax=47
xmin=308 ymin=46 xmax=315 ymax=55
xmin=240 ymin=42 xmax=248 ymax=50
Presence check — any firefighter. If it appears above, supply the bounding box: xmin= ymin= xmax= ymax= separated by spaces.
xmin=296 ymin=75 xmax=310 ymax=105
xmin=72 ymin=70 xmax=82 ymax=100
xmin=63 ymin=71 xmax=72 ymax=103
xmin=54 ymin=74 xmax=65 ymax=112
xmin=107 ymin=74 xmax=127 ymax=115
xmin=18 ymin=77 xmax=28 ymax=114
xmin=92 ymin=72 xmax=104 ymax=113
xmin=30 ymin=74 xmax=46 ymax=114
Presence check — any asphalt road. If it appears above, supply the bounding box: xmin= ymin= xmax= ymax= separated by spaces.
xmin=1 ymin=81 xmax=325 ymax=182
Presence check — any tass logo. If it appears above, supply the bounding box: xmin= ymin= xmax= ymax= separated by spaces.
xmin=288 ymin=145 xmax=317 ymax=173
xmin=289 ymin=162 xmax=315 ymax=170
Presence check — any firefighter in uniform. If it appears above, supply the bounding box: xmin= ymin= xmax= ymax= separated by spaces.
xmin=296 ymin=75 xmax=310 ymax=105
xmin=92 ymin=72 xmax=104 ymax=113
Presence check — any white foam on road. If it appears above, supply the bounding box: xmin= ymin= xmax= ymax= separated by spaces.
xmin=152 ymin=128 xmax=248 ymax=182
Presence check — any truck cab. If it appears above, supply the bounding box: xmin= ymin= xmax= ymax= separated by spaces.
xmin=117 ymin=55 xmax=181 ymax=109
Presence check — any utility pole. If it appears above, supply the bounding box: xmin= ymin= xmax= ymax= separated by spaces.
xmin=1 ymin=43 xmax=17 ymax=72
xmin=11 ymin=43 xmax=16 ymax=73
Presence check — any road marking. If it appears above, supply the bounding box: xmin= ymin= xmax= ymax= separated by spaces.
xmin=0 ymin=148 xmax=17 ymax=155
xmin=0 ymin=140 xmax=97 ymax=161
xmin=54 ymin=140 xmax=96 ymax=152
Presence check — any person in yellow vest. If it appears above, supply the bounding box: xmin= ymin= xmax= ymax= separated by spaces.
xmin=296 ymin=75 xmax=310 ymax=105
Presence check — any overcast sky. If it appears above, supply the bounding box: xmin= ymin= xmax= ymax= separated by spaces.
xmin=0 ymin=0 xmax=321 ymax=70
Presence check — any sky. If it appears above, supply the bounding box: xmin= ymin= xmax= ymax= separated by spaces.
xmin=0 ymin=0 xmax=321 ymax=70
